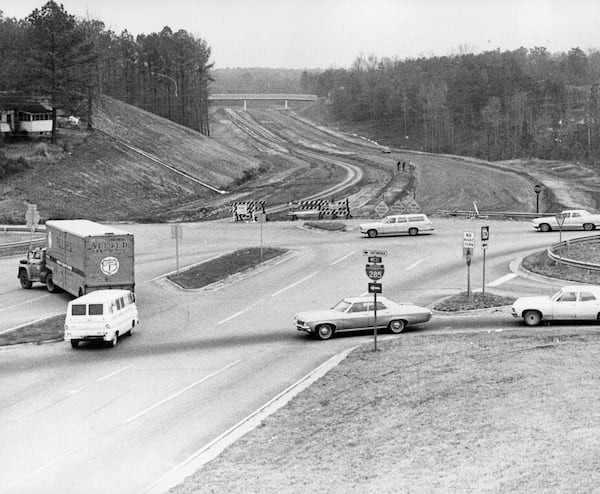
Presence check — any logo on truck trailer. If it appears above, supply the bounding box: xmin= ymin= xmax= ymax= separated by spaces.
xmin=100 ymin=256 xmax=120 ymax=276
xmin=91 ymin=240 xmax=129 ymax=253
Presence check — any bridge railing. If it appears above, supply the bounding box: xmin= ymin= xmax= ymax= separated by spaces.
xmin=547 ymin=234 xmax=600 ymax=271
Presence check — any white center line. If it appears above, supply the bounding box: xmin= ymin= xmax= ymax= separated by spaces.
xmin=487 ymin=273 xmax=518 ymax=287
xmin=97 ymin=365 xmax=132 ymax=382
xmin=271 ymin=271 xmax=319 ymax=297
xmin=123 ymin=360 xmax=241 ymax=425
xmin=218 ymin=298 xmax=265 ymax=325
xmin=406 ymin=259 xmax=423 ymax=270
xmin=330 ymin=250 xmax=356 ymax=266
xmin=0 ymin=294 xmax=50 ymax=312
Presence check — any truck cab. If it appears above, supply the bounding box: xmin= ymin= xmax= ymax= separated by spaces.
xmin=18 ymin=247 xmax=50 ymax=289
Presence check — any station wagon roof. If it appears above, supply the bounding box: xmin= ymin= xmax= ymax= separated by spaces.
xmin=46 ymin=219 xmax=132 ymax=237
xmin=69 ymin=289 xmax=132 ymax=304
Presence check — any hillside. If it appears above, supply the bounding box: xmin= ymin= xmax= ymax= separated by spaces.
xmin=0 ymin=95 xmax=261 ymax=223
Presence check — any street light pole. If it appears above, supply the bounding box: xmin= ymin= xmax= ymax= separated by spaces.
xmin=534 ymin=184 xmax=542 ymax=214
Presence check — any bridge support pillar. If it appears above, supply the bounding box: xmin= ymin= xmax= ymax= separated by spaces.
xmin=243 ymin=100 xmax=247 ymax=111
xmin=284 ymin=100 xmax=288 ymax=109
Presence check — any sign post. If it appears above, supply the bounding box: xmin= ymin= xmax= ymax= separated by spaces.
xmin=254 ymin=211 xmax=267 ymax=261
xmin=534 ymin=184 xmax=542 ymax=213
xmin=364 ymin=249 xmax=387 ymax=351
xmin=25 ymin=204 xmax=40 ymax=250
xmin=481 ymin=226 xmax=489 ymax=295
xmin=555 ymin=213 xmax=567 ymax=262
xmin=463 ymin=232 xmax=475 ymax=302
xmin=171 ymin=224 xmax=183 ymax=274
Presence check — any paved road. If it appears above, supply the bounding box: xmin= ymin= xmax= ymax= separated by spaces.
xmin=0 ymin=218 xmax=592 ymax=493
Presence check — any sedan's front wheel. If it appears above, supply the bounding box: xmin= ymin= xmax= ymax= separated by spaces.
xmin=523 ymin=310 xmax=542 ymax=326
xmin=388 ymin=319 xmax=406 ymax=334
xmin=315 ymin=324 xmax=334 ymax=340
xmin=539 ymin=223 xmax=551 ymax=232
xmin=367 ymin=229 xmax=378 ymax=238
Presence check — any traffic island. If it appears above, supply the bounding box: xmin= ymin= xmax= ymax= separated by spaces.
xmin=0 ymin=315 xmax=64 ymax=346
xmin=168 ymin=247 xmax=288 ymax=289
xmin=433 ymin=291 xmax=516 ymax=312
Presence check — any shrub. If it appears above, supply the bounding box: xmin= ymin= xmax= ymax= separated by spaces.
xmin=0 ymin=151 xmax=28 ymax=179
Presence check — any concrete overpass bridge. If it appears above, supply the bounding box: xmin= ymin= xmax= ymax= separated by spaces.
xmin=208 ymin=93 xmax=318 ymax=110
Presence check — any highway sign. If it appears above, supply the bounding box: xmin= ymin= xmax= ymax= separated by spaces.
xmin=481 ymin=226 xmax=489 ymax=242
xmin=368 ymin=256 xmax=382 ymax=264
xmin=365 ymin=263 xmax=385 ymax=280
xmin=556 ymin=213 xmax=567 ymax=228
xmin=363 ymin=249 xmax=387 ymax=257
xmin=368 ymin=282 xmax=382 ymax=294
xmin=374 ymin=201 xmax=389 ymax=217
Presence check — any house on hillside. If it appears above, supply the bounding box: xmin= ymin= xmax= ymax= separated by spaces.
xmin=0 ymin=93 xmax=53 ymax=137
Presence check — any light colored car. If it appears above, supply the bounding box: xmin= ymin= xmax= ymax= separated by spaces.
xmin=511 ymin=285 xmax=600 ymax=326
xmin=64 ymin=289 xmax=139 ymax=348
xmin=359 ymin=214 xmax=434 ymax=238
xmin=293 ymin=295 xmax=432 ymax=340
xmin=532 ymin=209 xmax=600 ymax=232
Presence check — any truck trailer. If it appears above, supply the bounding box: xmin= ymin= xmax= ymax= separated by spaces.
xmin=18 ymin=219 xmax=135 ymax=297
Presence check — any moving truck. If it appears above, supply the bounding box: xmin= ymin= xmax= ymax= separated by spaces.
xmin=18 ymin=219 xmax=135 ymax=297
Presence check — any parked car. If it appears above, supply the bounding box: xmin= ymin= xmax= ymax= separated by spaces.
xmin=511 ymin=285 xmax=600 ymax=326
xmin=531 ymin=209 xmax=600 ymax=232
xmin=293 ymin=295 xmax=432 ymax=340
xmin=64 ymin=289 xmax=139 ymax=348
xmin=360 ymin=214 xmax=434 ymax=238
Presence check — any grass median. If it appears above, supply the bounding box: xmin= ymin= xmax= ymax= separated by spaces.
xmin=170 ymin=328 xmax=600 ymax=493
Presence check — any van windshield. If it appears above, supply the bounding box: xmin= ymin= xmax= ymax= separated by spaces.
xmin=89 ymin=304 xmax=103 ymax=315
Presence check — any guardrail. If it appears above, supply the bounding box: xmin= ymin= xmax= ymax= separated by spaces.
xmin=547 ymin=234 xmax=600 ymax=271
xmin=437 ymin=209 xmax=555 ymax=219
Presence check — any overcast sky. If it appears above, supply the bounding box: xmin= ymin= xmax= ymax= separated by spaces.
xmin=3 ymin=0 xmax=600 ymax=69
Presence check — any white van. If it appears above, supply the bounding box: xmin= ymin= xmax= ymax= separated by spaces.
xmin=64 ymin=289 xmax=139 ymax=348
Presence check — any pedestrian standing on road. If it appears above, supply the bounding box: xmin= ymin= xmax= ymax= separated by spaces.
xmin=397 ymin=161 xmax=401 ymax=171
xmin=402 ymin=161 xmax=406 ymax=171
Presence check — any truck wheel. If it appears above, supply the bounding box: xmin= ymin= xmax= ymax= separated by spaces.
xmin=19 ymin=271 xmax=32 ymax=289
xmin=70 ymin=340 xmax=80 ymax=349
xmin=46 ymin=273 xmax=57 ymax=293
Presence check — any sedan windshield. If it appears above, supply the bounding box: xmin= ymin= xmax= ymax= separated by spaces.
xmin=332 ymin=300 xmax=352 ymax=312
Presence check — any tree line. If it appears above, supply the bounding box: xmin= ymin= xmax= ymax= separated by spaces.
xmin=300 ymin=49 xmax=600 ymax=162
xmin=0 ymin=1 xmax=213 ymax=142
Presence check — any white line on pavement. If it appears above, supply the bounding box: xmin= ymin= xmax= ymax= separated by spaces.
xmin=330 ymin=250 xmax=357 ymax=266
xmin=271 ymin=271 xmax=319 ymax=297
xmin=487 ymin=273 xmax=518 ymax=287
xmin=97 ymin=365 xmax=132 ymax=382
xmin=0 ymin=294 xmax=50 ymax=313
xmin=406 ymin=259 xmax=423 ymax=270
xmin=217 ymin=298 xmax=266 ymax=325
xmin=123 ymin=360 xmax=241 ymax=425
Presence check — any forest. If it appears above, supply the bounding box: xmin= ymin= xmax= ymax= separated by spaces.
xmin=0 ymin=1 xmax=212 ymax=141
xmin=1 ymin=2 xmax=600 ymax=164
xmin=299 ymin=50 xmax=600 ymax=162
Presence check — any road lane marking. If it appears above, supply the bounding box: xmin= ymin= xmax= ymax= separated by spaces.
xmin=97 ymin=365 xmax=132 ymax=382
xmin=218 ymin=298 xmax=266 ymax=325
xmin=487 ymin=273 xmax=518 ymax=287
xmin=0 ymin=294 xmax=50 ymax=313
xmin=271 ymin=271 xmax=319 ymax=297
xmin=330 ymin=250 xmax=357 ymax=266
xmin=0 ymin=445 xmax=85 ymax=493
xmin=123 ymin=360 xmax=241 ymax=425
xmin=406 ymin=259 xmax=423 ymax=270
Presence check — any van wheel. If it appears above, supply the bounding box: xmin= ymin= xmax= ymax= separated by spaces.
xmin=127 ymin=321 xmax=135 ymax=337
xmin=19 ymin=271 xmax=32 ymax=289
xmin=70 ymin=340 xmax=80 ymax=349
xmin=46 ymin=273 xmax=57 ymax=293
xmin=107 ymin=332 xmax=118 ymax=348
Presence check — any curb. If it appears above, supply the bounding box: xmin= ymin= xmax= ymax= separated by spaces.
xmin=140 ymin=346 xmax=357 ymax=494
